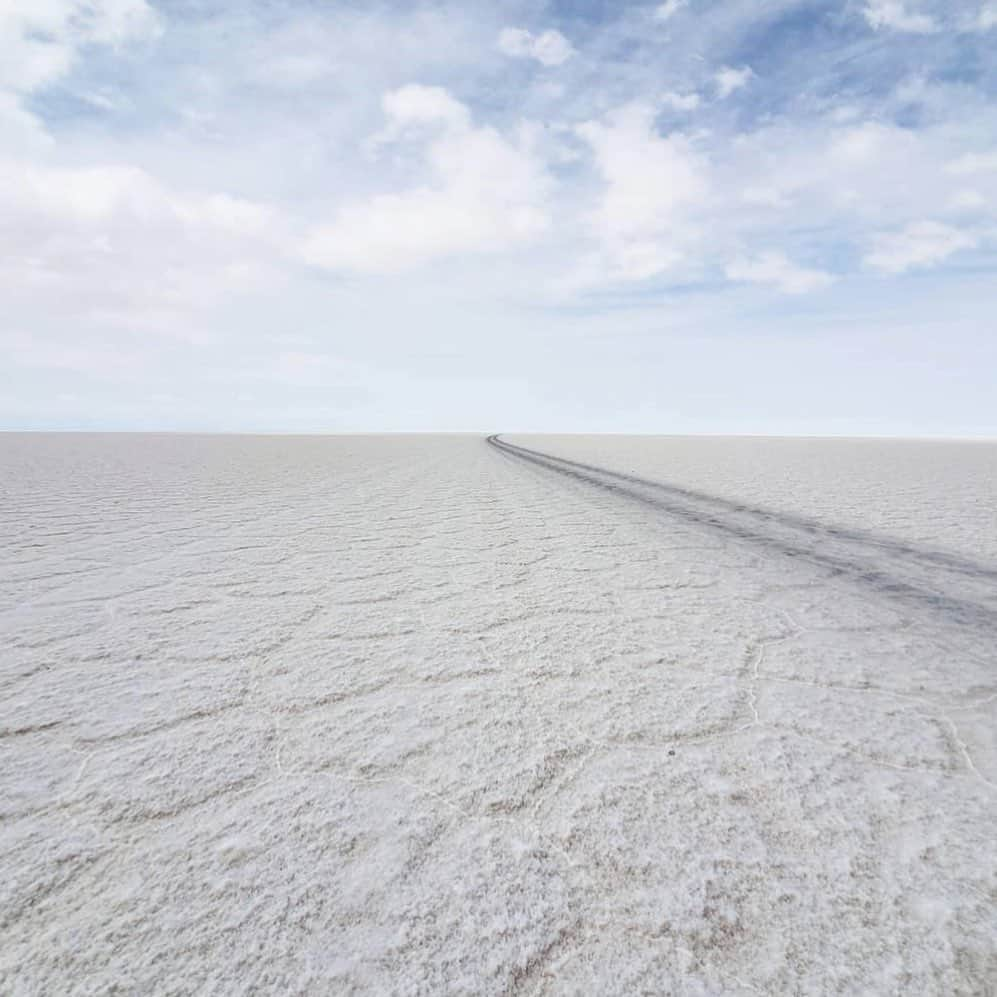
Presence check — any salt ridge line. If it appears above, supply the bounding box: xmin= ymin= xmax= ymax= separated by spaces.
xmin=485 ymin=434 xmax=997 ymax=632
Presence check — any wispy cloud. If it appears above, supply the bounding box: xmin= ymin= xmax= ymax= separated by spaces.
xmin=862 ymin=1 xmax=937 ymax=34
xmin=946 ymin=151 xmax=997 ymax=176
xmin=726 ymin=253 xmax=834 ymax=294
xmin=661 ymin=90 xmax=701 ymax=111
xmin=497 ymin=27 xmax=574 ymax=66
xmin=0 ymin=0 xmax=162 ymax=94
xmin=654 ymin=0 xmax=689 ymax=23
xmin=977 ymin=3 xmax=997 ymax=31
xmin=864 ymin=221 xmax=978 ymax=273
xmin=714 ymin=65 xmax=753 ymax=98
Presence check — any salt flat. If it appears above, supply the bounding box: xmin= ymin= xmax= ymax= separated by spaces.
xmin=1 ymin=433 xmax=995 ymax=995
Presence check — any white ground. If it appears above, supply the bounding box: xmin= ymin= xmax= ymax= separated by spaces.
xmin=1 ymin=433 xmax=995 ymax=995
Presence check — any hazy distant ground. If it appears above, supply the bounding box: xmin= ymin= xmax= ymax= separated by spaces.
xmin=2 ymin=433 xmax=995 ymax=995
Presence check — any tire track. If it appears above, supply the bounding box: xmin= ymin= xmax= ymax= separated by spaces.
xmin=486 ymin=434 xmax=997 ymax=632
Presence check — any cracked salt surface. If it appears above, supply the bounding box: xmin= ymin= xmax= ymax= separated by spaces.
xmin=1 ymin=433 xmax=996 ymax=995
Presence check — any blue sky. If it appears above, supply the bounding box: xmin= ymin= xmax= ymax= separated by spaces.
xmin=2 ymin=0 xmax=996 ymax=434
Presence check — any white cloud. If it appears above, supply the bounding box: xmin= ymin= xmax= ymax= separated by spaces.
xmin=829 ymin=121 xmax=909 ymax=164
xmin=0 ymin=0 xmax=162 ymax=95
xmin=78 ymin=0 xmax=162 ymax=45
xmin=380 ymin=83 xmax=470 ymax=132
xmin=714 ymin=66 xmax=753 ymax=99
xmin=302 ymin=86 xmax=550 ymax=273
xmin=241 ymin=6 xmax=490 ymax=96
xmin=945 ymin=151 xmax=997 ymax=176
xmin=497 ymin=27 xmax=574 ymax=67
xmin=654 ymin=0 xmax=689 ymax=22
xmin=948 ymin=189 xmax=987 ymax=212
xmin=725 ymin=252 xmax=834 ymax=294
xmin=864 ymin=221 xmax=978 ymax=273
xmin=661 ymin=90 xmax=701 ymax=112
xmin=0 ymin=154 xmax=280 ymax=339
xmin=577 ymin=106 xmax=707 ymax=235
xmin=0 ymin=93 xmax=51 ymax=153
xmin=2 ymin=159 xmax=270 ymax=235
xmin=576 ymin=104 xmax=708 ymax=280
xmin=192 ymin=194 xmax=273 ymax=237
xmin=862 ymin=1 xmax=938 ymax=34
xmin=978 ymin=3 xmax=997 ymax=30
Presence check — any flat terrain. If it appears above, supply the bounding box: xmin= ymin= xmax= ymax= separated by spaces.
xmin=1 ymin=433 xmax=995 ymax=995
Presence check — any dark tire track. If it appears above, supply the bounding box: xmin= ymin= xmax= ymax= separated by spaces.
xmin=486 ymin=434 xmax=997 ymax=632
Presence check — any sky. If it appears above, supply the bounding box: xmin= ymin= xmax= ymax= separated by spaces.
xmin=2 ymin=0 xmax=996 ymax=435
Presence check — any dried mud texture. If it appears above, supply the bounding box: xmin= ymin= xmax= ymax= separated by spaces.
xmin=1 ymin=432 xmax=995 ymax=996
